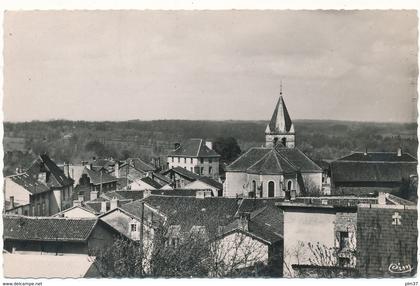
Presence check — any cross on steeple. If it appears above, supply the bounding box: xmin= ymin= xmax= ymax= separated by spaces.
xmin=280 ymin=80 xmax=283 ymax=95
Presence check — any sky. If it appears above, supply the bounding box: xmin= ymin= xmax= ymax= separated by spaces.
xmin=3 ymin=10 xmax=418 ymax=122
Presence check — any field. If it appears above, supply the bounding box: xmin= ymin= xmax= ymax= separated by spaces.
xmin=3 ymin=119 xmax=417 ymax=176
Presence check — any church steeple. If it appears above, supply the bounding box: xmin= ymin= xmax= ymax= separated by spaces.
xmin=265 ymin=92 xmax=295 ymax=148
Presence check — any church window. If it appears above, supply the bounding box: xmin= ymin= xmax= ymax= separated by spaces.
xmin=268 ymin=181 xmax=275 ymax=197
xmin=287 ymin=180 xmax=293 ymax=191
xmin=281 ymin=137 xmax=287 ymax=146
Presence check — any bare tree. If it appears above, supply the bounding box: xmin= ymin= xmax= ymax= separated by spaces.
xmin=91 ymin=223 xmax=274 ymax=278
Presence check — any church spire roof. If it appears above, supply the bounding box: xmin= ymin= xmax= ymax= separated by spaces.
xmin=265 ymin=96 xmax=293 ymax=134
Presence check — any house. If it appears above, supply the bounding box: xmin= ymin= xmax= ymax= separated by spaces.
xmin=4 ymin=173 xmax=51 ymax=216
xmin=224 ymin=95 xmax=322 ymax=199
xmin=184 ymin=176 xmax=223 ymax=197
xmin=330 ymin=149 xmax=417 ymax=196
xmin=3 ymin=215 xmax=117 ymax=255
xmin=214 ymin=205 xmax=283 ymax=277
xmin=161 ymin=166 xmax=201 ymax=188
xmin=129 ymin=176 xmax=163 ymax=190
xmin=356 ymin=203 xmax=417 ymax=277
xmin=276 ymin=193 xmax=414 ymax=278
xmin=4 ymin=154 xmax=74 ymax=216
xmin=76 ymin=167 xmax=118 ymax=197
xmin=167 ymin=138 xmax=221 ymax=179
xmin=53 ymin=205 xmax=97 ymax=218
xmin=113 ymin=158 xmax=156 ymax=180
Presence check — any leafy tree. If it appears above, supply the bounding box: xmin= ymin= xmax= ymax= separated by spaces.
xmin=213 ymin=137 xmax=242 ymax=163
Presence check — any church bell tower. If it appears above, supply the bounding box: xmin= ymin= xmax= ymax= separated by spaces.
xmin=265 ymin=90 xmax=295 ymax=148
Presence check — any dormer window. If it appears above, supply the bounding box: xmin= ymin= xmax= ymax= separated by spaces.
xmin=131 ymin=223 xmax=137 ymax=232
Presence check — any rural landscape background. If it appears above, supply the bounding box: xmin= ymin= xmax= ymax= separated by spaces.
xmin=4 ymin=119 xmax=417 ymax=176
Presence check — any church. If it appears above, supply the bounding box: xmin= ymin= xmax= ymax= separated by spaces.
xmin=224 ymin=94 xmax=323 ymax=198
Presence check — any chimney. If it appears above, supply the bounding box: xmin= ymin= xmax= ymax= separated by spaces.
xmin=63 ymin=162 xmax=70 ymax=178
xmin=205 ymin=140 xmax=213 ymax=150
xmin=174 ymin=143 xmax=180 ymax=150
xmin=144 ymin=190 xmax=152 ymax=198
xmin=397 ymin=147 xmax=402 ymax=157
xmin=90 ymin=191 xmax=98 ymax=201
xmin=73 ymin=200 xmax=82 ymax=207
xmin=110 ymin=198 xmax=118 ymax=210
xmin=378 ymin=192 xmax=387 ymax=205
xmin=238 ymin=213 xmax=250 ymax=231
xmin=115 ymin=161 xmax=120 ymax=178
xmin=10 ymin=196 xmax=14 ymax=209
xmin=100 ymin=201 xmax=107 ymax=213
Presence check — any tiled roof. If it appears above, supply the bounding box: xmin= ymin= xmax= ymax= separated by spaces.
xmin=247 ymin=149 xmax=297 ymax=174
xmin=140 ymin=177 xmax=163 ymax=189
xmin=114 ymin=190 xmax=145 ymax=201
xmin=331 ymin=161 xmax=417 ymax=183
xmin=226 ymin=146 xmax=321 ymax=174
xmin=162 ymin=166 xmax=201 ymax=181
xmin=7 ymin=173 xmax=50 ymax=195
xmin=3 ymin=215 xmax=97 ymax=242
xmin=274 ymin=146 xmax=322 ymax=172
xmin=83 ymin=167 xmax=118 ymax=185
xmin=337 ymin=152 xmax=417 ymax=162
xmin=143 ymin=196 xmax=240 ymax=234
xmin=266 ymin=96 xmax=293 ymax=133
xmin=152 ymin=172 xmax=172 ymax=184
xmin=27 ymin=154 xmax=74 ymax=188
xmin=121 ymin=158 xmax=156 ymax=172
xmin=101 ymin=191 xmax=129 ymax=201
xmin=196 ymin=176 xmax=223 ymax=190
xmin=219 ymin=206 xmax=283 ymax=244
xmin=168 ymin=139 xmax=220 ymax=158
xmin=226 ymin=148 xmax=272 ymax=172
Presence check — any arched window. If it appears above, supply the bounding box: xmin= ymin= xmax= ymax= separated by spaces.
xmin=252 ymin=180 xmax=256 ymax=192
xmin=268 ymin=181 xmax=275 ymax=197
xmin=273 ymin=137 xmax=279 ymax=145
xmin=287 ymin=180 xmax=293 ymax=191
xmin=281 ymin=137 xmax=287 ymax=146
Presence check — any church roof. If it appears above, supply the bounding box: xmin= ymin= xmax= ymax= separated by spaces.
xmin=247 ymin=149 xmax=297 ymax=175
xmin=226 ymin=146 xmax=322 ymax=174
xmin=265 ymin=96 xmax=294 ymax=134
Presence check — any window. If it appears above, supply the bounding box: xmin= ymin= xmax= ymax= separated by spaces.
xmin=287 ymin=180 xmax=293 ymax=191
xmin=268 ymin=181 xmax=275 ymax=197
xmin=339 ymin=231 xmax=349 ymax=250
xmin=252 ymin=180 xmax=256 ymax=192
xmin=184 ymin=158 xmax=186 ymax=163
xmin=131 ymin=224 xmax=137 ymax=232
xmin=177 ymin=157 xmax=180 ymax=163
xmin=209 ymin=166 xmax=213 ymax=174
xmin=171 ymin=157 xmax=174 ymax=163
xmin=209 ymin=158 xmax=212 ymax=163
xmin=281 ymin=137 xmax=287 ymax=146
xmin=42 ymin=202 xmax=46 ymax=216
xmin=190 ymin=158 xmax=193 ymax=164
xmin=200 ymin=158 xmax=204 ymax=164
xmin=200 ymin=167 xmax=204 ymax=175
